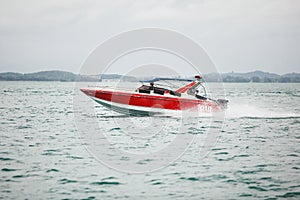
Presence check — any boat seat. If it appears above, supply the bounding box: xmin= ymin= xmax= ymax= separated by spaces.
xmin=138 ymin=85 xmax=152 ymax=94
xmin=139 ymin=89 xmax=151 ymax=94
xmin=195 ymin=94 xmax=207 ymax=100
xmin=154 ymin=88 xmax=165 ymax=95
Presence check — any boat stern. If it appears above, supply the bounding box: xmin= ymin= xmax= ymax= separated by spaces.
xmin=217 ymin=99 xmax=229 ymax=109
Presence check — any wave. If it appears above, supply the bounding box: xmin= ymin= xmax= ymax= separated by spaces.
xmin=225 ymin=104 xmax=300 ymax=119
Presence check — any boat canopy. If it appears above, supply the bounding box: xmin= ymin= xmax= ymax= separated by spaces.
xmin=140 ymin=77 xmax=194 ymax=83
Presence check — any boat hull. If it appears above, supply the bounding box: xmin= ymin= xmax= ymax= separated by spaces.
xmin=81 ymin=88 xmax=222 ymax=116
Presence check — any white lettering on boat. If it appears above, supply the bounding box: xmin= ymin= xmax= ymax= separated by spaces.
xmin=198 ymin=105 xmax=212 ymax=112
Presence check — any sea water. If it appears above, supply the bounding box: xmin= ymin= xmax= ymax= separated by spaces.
xmin=0 ymin=81 xmax=299 ymax=199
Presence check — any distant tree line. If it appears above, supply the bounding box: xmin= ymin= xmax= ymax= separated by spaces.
xmin=219 ymin=76 xmax=300 ymax=83
xmin=0 ymin=71 xmax=136 ymax=82
xmin=0 ymin=70 xmax=299 ymax=83
xmin=203 ymin=71 xmax=300 ymax=83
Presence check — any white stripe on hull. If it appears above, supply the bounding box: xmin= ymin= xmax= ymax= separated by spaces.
xmin=91 ymin=97 xmax=214 ymax=117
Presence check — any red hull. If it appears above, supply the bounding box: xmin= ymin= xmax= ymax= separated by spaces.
xmin=81 ymin=88 xmax=222 ymax=112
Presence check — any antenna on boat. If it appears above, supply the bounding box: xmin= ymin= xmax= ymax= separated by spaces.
xmin=195 ymin=75 xmax=202 ymax=82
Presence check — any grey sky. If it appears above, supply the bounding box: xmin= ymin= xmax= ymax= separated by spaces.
xmin=0 ymin=0 xmax=299 ymax=74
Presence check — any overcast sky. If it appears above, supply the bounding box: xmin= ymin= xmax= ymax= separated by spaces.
xmin=0 ymin=0 xmax=299 ymax=74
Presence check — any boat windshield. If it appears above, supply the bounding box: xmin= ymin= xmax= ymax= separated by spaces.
xmin=137 ymin=78 xmax=207 ymax=99
xmin=189 ymin=83 xmax=207 ymax=100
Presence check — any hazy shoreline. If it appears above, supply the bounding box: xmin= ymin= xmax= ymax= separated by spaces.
xmin=0 ymin=70 xmax=299 ymax=83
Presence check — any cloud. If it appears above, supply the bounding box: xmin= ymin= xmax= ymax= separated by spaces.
xmin=0 ymin=0 xmax=130 ymax=34
xmin=130 ymin=0 xmax=300 ymax=22
xmin=0 ymin=0 xmax=79 ymax=33
xmin=0 ymin=0 xmax=299 ymax=73
xmin=1 ymin=0 xmax=299 ymax=33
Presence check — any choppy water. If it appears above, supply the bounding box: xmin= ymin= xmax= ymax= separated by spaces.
xmin=1 ymin=81 xmax=299 ymax=199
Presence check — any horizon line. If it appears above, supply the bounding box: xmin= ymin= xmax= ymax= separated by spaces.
xmin=0 ymin=69 xmax=299 ymax=76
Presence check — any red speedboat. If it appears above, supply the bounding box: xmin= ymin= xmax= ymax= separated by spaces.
xmin=80 ymin=75 xmax=228 ymax=116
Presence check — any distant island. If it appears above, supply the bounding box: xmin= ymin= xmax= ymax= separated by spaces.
xmin=203 ymin=71 xmax=300 ymax=83
xmin=0 ymin=71 xmax=136 ymax=82
xmin=0 ymin=70 xmax=299 ymax=83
